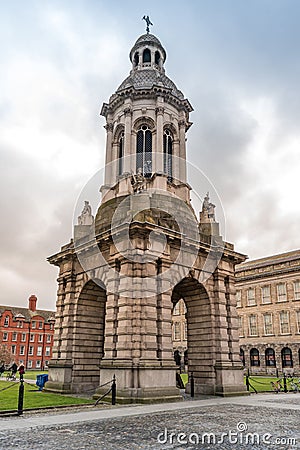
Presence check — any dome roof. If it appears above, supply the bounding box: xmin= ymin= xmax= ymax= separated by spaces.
xmin=116 ymin=69 xmax=184 ymax=100
xmin=130 ymin=33 xmax=166 ymax=63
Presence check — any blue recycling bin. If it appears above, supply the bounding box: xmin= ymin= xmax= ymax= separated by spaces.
xmin=36 ymin=374 xmax=48 ymax=390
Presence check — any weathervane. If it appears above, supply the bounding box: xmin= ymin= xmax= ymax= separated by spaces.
xmin=142 ymin=15 xmax=153 ymax=33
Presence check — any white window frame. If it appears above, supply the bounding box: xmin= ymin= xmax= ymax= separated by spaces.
xmin=279 ymin=311 xmax=290 ymax=334
xmin=294 ymin=281 xmax=300 ymax=300
xmin=277 ymin=283 xmax=287 ymax=302
xmin=263 ymin=313 xmax=273 ymax=335
xmin=247 ymin=288 xmax=256 ymax=306
xmin=248 ymin=315 xmax=258 ymax=336
xmin=236 ymin=290 xmax=242 ymax=307
xmin=261 ymin=285 xmax=271 ymax=304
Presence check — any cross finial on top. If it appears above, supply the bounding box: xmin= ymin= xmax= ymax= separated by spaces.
xmin=142 ymin=15 xmax=153 ymax=33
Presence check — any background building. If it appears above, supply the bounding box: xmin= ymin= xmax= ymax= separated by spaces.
xmin=236 ymin=250 xmax=300 ymax=375
xmin=0 ymin=295 xmax=55 ymax=370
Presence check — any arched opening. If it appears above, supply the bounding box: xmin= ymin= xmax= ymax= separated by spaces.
xmin=155 ymin=50 xmax=160 ymax=65
xmin=265 ymin=347 xmax=276 ymax=367
xmin=163 ymin=128 xmax=173 ymax=181
xmin=136 ymin=124 xmax=152 ymax=176
xmin=240 ymin=348 xmax=245 ymax=366
xmin=172 ymin=277 xmax=214 ymax=395
xmin=172 ymin=298 xmax=187 ymax=372
xmin=281 ymin=347 xmax=293 ymax=368
xmin=143 ymin=48 xmax=151 ymax=63
xmin=72 ymin=279 xmax=106 ymax=393
xmin=250 ymin=348 xmax=260 ymax=366
xmin=134 ymin=51 xmax=139 ymax=67
xmin=118 ymin=131 xmax=124 ymax=175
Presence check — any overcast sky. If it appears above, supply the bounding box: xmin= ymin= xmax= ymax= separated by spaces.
xmin=1 ymin=0 xmax=300 ymax=309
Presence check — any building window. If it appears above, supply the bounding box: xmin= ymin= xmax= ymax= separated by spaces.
xmin=263 ymin=313 xmax=273 ymax=335
xmin=265 ymin=348 xmax=276 ymax=367
xmin=250 ymin=348 xmax=260 ymax=366
xmin=136 ymin=125 xmax=152 ymax=176
xmin=277 ymin=283 xmax=287 ymax=302
xmin=38 ymin=321 xmax=43 ymax=329
xmin=38 ymin=334 xmax=43 ymax=343
xmin=11 ymin=345 xmax=16 ymax=355
xmin=4 ymin=316 xmax=9 ymax=327
xmin=28 ymin=360 xmax=33 ymax=369
xmin=28 ymin=346 xmax=34 ymax=356
xmin=19 ymin=346 xmax=25 ymax=356
xmin=46 ymin=334 xmax=51 ymax=343
xmin=184 ymin=321 xmax=187 ymax=340
xmin=45 ymin=346 xmax=51 ymax=356
xmin=30 ymin=334 xmax=34 ymax=342
xmin=12 ymin=332 xmax=17 ymax=341
xmin=238 ymin=316 xmax=244 ymax=337
xmin=294 ymin=281 xmax=300 ymax=300
xmin=247 ymin=288 xmax=256 ymax=306
xmin=240 ymin=348 xmax=245 ymax=366
xmin=261 ymin=285 xmax=271 ymax=304
xmin=163 ymin=129 xmax=173 ymax=180
xmin=3 ymin=332 xmax=8 ymax=341
xmin=36 ymin=360 xmax=41 ymax=369
xmin=50 ymin=324 xmax=54 ymax=330
xmin=281 ymin=347 xmax=293 ymax=368
xmin=173 ymin=322 xmax=181 ymax=341
xmin=37 ymin=346 xmax=42 ymax=356
xmin=173 ymin=302 xmax=180 ymax=315
xmin=21 ymin=333 xmax=26 ymax=342
xmin=155 ymin=50 xmax=160 ymax=65
xmin=248 ymin=315 xmax=258 ymax=336
xmin=45 ymin=360 xmax=49 ymax=367
xmin=142 ymin=48 xmax=151 ymax=63
xmin=31 ymin=321 xmax=36 ymax=329
xmin=118 ymin=131 xmax=124 ymax=175
xmin=236 ymin=290 xmax=241 ymax=308
xmin=296 ymin=311 xmax=300 ymax=333
xmin=279 ymin=311 xmax=290 ymax=334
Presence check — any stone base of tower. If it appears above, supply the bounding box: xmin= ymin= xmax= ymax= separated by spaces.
xmin=184 ymin=364 xmax=248 ymax=397
xmin=94 ymin=361 xmax=182 ymax=404
xmin=45 ymin=360 xmax=73 ymax=394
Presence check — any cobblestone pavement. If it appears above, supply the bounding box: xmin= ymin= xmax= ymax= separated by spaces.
xmin=1 ymin=394 xmax=300 ymax=449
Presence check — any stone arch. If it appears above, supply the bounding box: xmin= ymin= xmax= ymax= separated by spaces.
xmin=171 ymin=277 xmax=215 ymax=394
xmin=133 ymin=116 xmax=156 ymax=132
xmin=71 ymin=279 xmax=107 ymax=393
xmin=113 ymin=124 xmax=125 ymax=144
xmin=163 ymin=122 xmax=178 ymax=138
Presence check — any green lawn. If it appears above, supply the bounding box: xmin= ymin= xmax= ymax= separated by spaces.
xmin=0 ymin=380 xmax=93 ymax=411
xmin=23 ymin=370 xmax=48 ymax=381
xmin=179 ymin=374 xmax=294 ymax=393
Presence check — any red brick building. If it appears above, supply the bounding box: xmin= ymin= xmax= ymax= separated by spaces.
xmin=0 ymin=295 xmax=55 ymax=370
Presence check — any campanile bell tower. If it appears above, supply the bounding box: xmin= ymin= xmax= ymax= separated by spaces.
xmin=47 ymin=22 xmax=247 ymax=402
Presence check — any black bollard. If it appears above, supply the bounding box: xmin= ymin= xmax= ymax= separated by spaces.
xmin=276 ymin=368 xmax=279 ymax=378
xmin=18 ymin=374 xmax=24 ymax=415
xmin=111 ymin=374 xmax=116 ymax=405
xmin=283 ymin=373 xmax=287 ymax=393
xmin=246 ymin=374 xmax=250 ymax=391
xmin=190 ymin=372 xmax=194 ymax=398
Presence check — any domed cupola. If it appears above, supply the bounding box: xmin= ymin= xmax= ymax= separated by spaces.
xmin=129 ymin=33 xmax=166 ymax=72
xmin=100 ymin=21 xmax=193 ymax=201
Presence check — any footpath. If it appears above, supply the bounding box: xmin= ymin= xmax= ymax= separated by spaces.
xmin=1 ymin=393 xmax=300 ymax=449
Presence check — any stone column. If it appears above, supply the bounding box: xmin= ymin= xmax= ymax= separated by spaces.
xmin=178 ymin=119 xmax=187 ymax=183
xmin=104 ymin=122 xmax=114 ymax=186
xmin=155 ymin=105 xmax=164 ymax=174
xmin=123 ymin=107 xmax=132 ymax=173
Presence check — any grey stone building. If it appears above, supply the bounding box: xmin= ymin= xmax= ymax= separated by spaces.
xmin=236 ymin=249 xmax=300 ymax=375
xmin=46 ymin=27 xmax=246 ymax=401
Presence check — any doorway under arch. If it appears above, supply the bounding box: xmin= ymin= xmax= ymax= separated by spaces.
xmin=172 ymin=277 xmax=215 ymax=395
xmin=71 ymin=279 xmax=107 ymax=393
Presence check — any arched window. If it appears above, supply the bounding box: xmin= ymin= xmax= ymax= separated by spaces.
xmin=143 ymin=48 xmax=151 ymax=63
xmin=240 ymin=348 xmax=245 ymax=366
xmin=250 ymin=348 xmax=260 ymax=366
xmin=118 ymin=132 xmax=124 ymax=175
xmin=281 ymin=347 xmax=293 ymax=368
xmin=134 ymin=52 xmax=139 ymax=67
xmin=155 ymin=51 xmax=160 ymax=65
xmin=136 ymin=125 xmax=152 ymax=176
xmin=163 ymin=129 xmax=173 ymax=180
xmin=265 ymin=348 xmax=276 ymax=367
